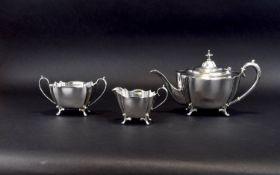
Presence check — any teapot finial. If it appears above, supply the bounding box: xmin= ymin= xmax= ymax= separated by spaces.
xmin=205 ymin=49 xmax=213 ymax=61
xmin=202 ymin=49 xmax=216 ymax=69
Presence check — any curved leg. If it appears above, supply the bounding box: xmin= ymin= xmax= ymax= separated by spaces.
xmin=79 ymin=106 xmax=88 ymax=117
xmin=219 ymin=105 xmax=230 ymax=116
xmin=56 ymin=106 xmax=65 ymax=116
xmin=140 ymin=114 xmax=151 ymax=125
xmin=144 ymin=119 xmax=150 ymax=125
xmin=144 ymin=113 xmax=151 ymax=125
xmin=186 ymin=104 xmax=197 ymax=116
xmin=79 ymin=109 xmax=87 ymax=117
xmin=121 ymin=113 xmax=131 ymax=125
xmin=146 ymin=113 xmax=152 ymax=121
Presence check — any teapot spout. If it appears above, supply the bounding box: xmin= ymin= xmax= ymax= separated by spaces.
xmin=150 ymin=70 xmax=187 ymax=105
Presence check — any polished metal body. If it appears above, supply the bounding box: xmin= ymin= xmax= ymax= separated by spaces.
xmin=113 ymin=86 xmax=168 ymax=125
xmin=151 ymin=50 xmax=261 ymax=116
xmin=39 ymin=76 xmax=107 ymax=116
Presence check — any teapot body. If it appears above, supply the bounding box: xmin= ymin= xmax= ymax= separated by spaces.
xmin=185 ymin=73 xmax=240 ymax=109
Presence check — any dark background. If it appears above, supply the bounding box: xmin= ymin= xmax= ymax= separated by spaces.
xmin=0 ymin=0 xmax=280 ymax=174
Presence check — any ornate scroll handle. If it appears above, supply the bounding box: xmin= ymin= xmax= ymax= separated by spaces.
xmin=152 ymin=85 xmax=168 ymax=110
xmin=39 ymin=75 xmax=56 ymax=104
xmin=88 ymin=77 xmax=107 ymax=107
xmin=228 ymin=60 xmax=261 ymax=106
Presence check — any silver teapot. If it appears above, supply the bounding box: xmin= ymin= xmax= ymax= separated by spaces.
xmin=39 ymin=76 xmax=107 ymax=116
xmin=112 ymin=86 xmax=168 ymax=125
xmin=151 ymin=50 xmax=261 ymax=116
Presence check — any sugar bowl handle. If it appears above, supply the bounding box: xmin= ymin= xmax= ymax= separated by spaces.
xmin=228 ymin=60 xmax=261 ymax=106
xmin=88 ymin=77 xmax=107 ymax=106
xmin=39 ymin=75 xmax=56 ymax=104
xmin=152 ymin=85 xmax=168 ymax=110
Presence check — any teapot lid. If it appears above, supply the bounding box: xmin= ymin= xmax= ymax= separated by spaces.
xmin=188 ymin=50 xmax=232 ymax=78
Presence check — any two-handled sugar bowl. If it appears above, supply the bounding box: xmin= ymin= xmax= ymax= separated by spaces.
xmin=112 ymin=86 xmax=168 ymax=125
xmin=39 ymin=76 xmax=107 ymax=116
xmin=151 ymin=50 xmax=261 ymax=116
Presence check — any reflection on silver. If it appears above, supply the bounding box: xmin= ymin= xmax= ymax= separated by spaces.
xmin=151 ymin=50 xmax=261 ymax=116
xmin=39 ymin=76 xmax=107 ymax=116
xmin=112 ymin=86 xmax=168 ymax=125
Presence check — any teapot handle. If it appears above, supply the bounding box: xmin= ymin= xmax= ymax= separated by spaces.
xmin=39 ymin=75 xmax=56 ymax=104
xmin=228 ymin=60 xmax=261 ymax=106
xmin=88 ymin=77 xmax=107 ymax=107
xmin=152 ymin=85 xmax=168 ymax=110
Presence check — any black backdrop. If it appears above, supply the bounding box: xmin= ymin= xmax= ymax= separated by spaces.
xmin=0 ymin=0 xmax=280 ymax=174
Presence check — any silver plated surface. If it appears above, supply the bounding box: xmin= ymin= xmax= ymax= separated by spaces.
xmin=151 ymin=50 xmax=261 ymax=116
xmin=112 ymin=86 xmax=168 ymax=125
xmin=39 ymin=76 xmax=107 ymax=116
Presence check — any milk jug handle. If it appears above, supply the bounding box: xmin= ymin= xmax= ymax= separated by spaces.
xmin=152 ymin=85 xmax=168 ymax=110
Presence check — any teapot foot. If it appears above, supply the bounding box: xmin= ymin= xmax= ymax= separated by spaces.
xmin=219 ymin=106 xmax=230 ymax=116
xmin=56 ymin=106 xmax=65 ymax=116
xmin=186 ymin=104 xmax=197 ymax=116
